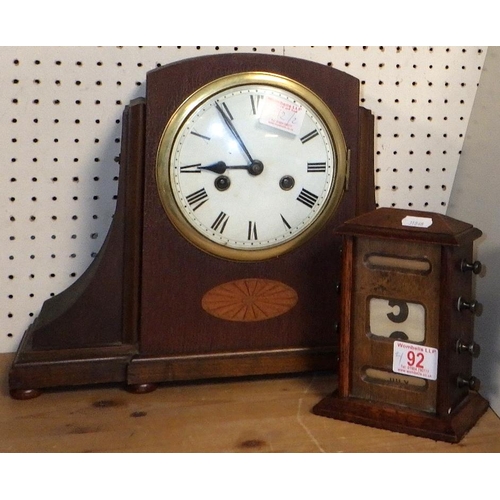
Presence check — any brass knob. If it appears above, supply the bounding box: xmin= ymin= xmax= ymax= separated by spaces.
xmin=460 ymin=259 xmax=483 ymax=274
xmin=460 ymin=259 xmax=482 ymax=274
xmin=457 ymin=375 xmax=481 ymax=391
xmin=456 ymin=339 xmax=481 ymax=358
xmin=457 ymin=297 xmax=483 ymax=316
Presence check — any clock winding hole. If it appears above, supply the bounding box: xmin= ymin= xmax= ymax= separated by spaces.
xmin=215 ymin=175 xmax=231 ymax=191
xmin=279 ymin=175 xmax=295 ymax=191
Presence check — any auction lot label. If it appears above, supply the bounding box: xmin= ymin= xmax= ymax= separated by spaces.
xmin=393 ymin=341 xmax=438 ymax=381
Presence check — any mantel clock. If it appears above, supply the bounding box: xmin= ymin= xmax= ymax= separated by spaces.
xmin=313 ymin=208 xmax=489 ymax=443
xmin=9 ymin=53 xmax=375 ymax=398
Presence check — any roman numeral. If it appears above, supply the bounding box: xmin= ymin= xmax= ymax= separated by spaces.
xmin=300 ymin=130 xmax=319 ymax=144
xmin=186 ymin=188 xmax=209 ymax=211
xmin=180 ymin=163 xmax=201 ymax=173
xmin=211 ymin=211 xmax=229 ymax=233
xmin=307 ymin=162 xmax=326 ymax=173
xmin=247 ymin=221 xmax=258 ymax=240
xmin=297 ymin=188 xmax=319 ymax=209
xmin=190 ymin=131 xmax=211 ymax=141
xmin=280 ymin=214 xmax=291 ymax=230
xmin=250 ymin=95 xmax=263 ymax=115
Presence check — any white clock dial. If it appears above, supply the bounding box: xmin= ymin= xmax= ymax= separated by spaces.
xmin=157 ymin=72 xmax=347 ymax=261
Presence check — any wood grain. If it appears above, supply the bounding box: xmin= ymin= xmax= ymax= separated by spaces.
xmin=2 ymin=353 xmax=499 ymax=453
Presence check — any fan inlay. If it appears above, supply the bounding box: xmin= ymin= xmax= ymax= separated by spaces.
xmin=201 ymin=278 xmax=298 ymax=322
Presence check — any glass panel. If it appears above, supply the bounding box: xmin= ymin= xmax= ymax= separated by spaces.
xmin=369 ymin=297 xmax=426 ymax=342
xmin=363 ymin=367 xmax=427 ymax=389
xmin=366 ymin=254 xmax=431 ymax=274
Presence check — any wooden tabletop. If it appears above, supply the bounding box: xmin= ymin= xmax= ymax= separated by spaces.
xmin=1 ymin=352 xmax=499 ymax=453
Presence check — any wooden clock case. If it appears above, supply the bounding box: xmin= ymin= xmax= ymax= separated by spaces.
xmin=313 ymin=208 xmax=489 ymax=442
xmin=9 ymin=53 xmax=375 ymax=398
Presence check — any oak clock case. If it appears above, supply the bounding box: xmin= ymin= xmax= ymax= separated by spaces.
xmin=313 ymin=208 xmax=489 ymax=443
xmin=9 ymin=54 xmax=375 ymax=398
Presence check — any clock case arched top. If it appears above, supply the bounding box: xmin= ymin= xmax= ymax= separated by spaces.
xmin=9 ymin=54 xmax=375 ymax=397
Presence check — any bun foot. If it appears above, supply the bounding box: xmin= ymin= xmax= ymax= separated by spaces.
xmin=126 ymin=383 xmax=157 ymax=394
xmin=10 ymin=388 xmax=42 ymax=400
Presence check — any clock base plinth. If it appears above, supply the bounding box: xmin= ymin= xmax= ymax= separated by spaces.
xmin=9 ymin=327 xmax=337 ymax=395
xmin=9 ymin=326 xmax=138 ymax=396
xmin=127 ymin=347 xmax=337 ymax=386
xmin=312 ymin=390 xmax=489 ymax=443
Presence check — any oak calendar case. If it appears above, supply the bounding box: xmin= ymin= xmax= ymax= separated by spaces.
xmin=313 ymin=208 xmax=488 ymax=442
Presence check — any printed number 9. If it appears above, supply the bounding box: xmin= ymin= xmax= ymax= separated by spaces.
xmin=407 ymin=351 xmax=424 ymax=368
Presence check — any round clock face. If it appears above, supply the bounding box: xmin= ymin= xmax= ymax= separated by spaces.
xmin=156 ymin=72 xmax=347 ymax=261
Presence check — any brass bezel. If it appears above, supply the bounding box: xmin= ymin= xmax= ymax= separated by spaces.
xmin=156 ymin=71 xmax=347 ymax=261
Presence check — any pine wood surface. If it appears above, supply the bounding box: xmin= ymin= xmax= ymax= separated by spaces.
xmin=1 ymin=353 xmax=499 ymax=453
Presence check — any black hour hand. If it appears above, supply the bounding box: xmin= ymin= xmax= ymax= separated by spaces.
xmin=198 ymin=161 xmax=228 ymax=174
xmin=198 ymin=160 xmax=264 ymax=176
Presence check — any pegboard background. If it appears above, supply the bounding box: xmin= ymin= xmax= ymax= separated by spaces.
xmin=0 ymin=46 xmax=487 ymax=353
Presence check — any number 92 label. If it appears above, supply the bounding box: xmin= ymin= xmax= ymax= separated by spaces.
xmin=393 ymin=341 xmax=438 ymax=381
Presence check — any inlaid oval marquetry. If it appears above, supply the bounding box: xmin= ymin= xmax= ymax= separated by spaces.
xmin=201 ymin=278 xmax=298 ymax=322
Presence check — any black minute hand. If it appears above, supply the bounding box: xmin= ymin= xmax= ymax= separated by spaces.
xmin=215 ymin=101 xmax=254 ymax=164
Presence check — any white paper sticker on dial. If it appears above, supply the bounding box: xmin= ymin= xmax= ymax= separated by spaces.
xmin=259 ymin=95 xmax=306 ymax=135
xmin=369 ymin=297 xmax=425 ymax=342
